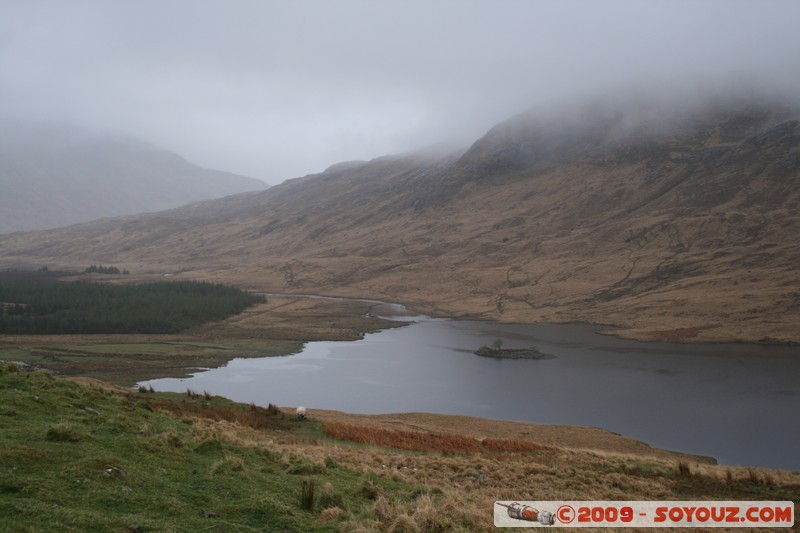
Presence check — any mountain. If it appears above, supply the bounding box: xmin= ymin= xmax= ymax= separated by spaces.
xmin=0 ymin=120 xmax=266 ymax=234
xmin=1 ymin=97 xmax=798 ymax=343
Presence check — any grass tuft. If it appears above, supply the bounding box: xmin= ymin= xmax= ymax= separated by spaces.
xmin=318 ymin=482 xmax=344 ymax=510
xmin=358 ymin=476 xmax=383 ymax=501
xmin=388 ymin=513 xmax=418 ymax=533
xmin=45 ymin=422 xmax=87 ymax=442
xmin=194 ymin=438 xmax=223 ymax=456
xmin=318 ymin=506 xmax=343 ymax=522
xmin=286 ymin=460 xmax=326 ymax=475
xmin=676 ymin=461 xmax=693 ymax=478
xmin=209 ymin=454 xmax=245 ymax=475
xmin=373 ymin=495 xmax=395 ymax=524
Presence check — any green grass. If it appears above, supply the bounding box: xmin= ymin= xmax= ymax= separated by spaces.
xmin=0 ymin=365 xmax=423 ymax=532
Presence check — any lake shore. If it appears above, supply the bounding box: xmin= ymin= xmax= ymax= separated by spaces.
xmin=6 ymin=292 xmax=799 ymax=471
xmin=0 ymin=294 xmax=403 ymax=386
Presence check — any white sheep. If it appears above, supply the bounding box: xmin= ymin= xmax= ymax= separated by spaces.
xmin=295 ymin=406 xmax=307 ymax=420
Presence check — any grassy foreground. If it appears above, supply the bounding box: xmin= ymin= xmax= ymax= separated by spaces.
xmin=0 ymin=365 xmax=435 ymax=532
xmin=2 ymin=365 xmax=799 ymax=532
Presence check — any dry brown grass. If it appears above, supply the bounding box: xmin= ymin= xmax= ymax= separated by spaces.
xmin=278 ymin=436 xmax=800 ymax=531
xmin=189 ymin=296 xmax=401 ymax=342
xmin=268 ymin=409 xmax=800 ymax=531
xmin=305 ymin=409 xmax=709 ymax=463
xmin=322 ymin=421 xmax=551 ymax=454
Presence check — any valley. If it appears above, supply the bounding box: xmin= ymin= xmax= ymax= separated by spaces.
xmin=1 ymin=99 xmax=798 ymax=343
xmin=3 ymin=2 xmax=800 ymax=529
xmin=1 ymin=97 xmax=799 ymax=530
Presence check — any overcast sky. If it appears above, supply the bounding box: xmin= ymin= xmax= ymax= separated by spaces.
xmin=1 ymin=0 xmax=799 ymax=183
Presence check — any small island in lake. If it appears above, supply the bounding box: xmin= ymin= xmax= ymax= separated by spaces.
xmin=474 ymin=346 xmax=547 ymax=360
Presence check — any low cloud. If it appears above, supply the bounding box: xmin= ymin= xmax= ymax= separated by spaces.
xmin=1 ymin=0 xmax=798 ymax=183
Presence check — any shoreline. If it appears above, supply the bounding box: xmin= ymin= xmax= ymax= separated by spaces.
xmin=4 ymin=292 xmax=797 ymax=471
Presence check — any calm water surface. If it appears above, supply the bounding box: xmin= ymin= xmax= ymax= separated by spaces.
xmin=142 ymin=317 xmax=800 ymax=470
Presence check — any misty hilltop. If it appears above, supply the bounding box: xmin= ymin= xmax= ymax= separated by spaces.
xmin=0 ymin=121 xmax=266 ymax=234
xmin=1 ymin=96 xmax=799 ymax=342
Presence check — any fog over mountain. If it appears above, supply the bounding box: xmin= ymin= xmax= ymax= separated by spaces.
xmin=0 ymin=120 xmax=266 ymax=234
xmin=1 ymin=1 xmax=798 ymax=183
xmin=1 ymin=1 xmax=799 ymax=341
xmin=2 ymin=93 xmax=798 ymax=342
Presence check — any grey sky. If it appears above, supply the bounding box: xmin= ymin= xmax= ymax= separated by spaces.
xmin=1 ymin=0 xmax=799 ymax=183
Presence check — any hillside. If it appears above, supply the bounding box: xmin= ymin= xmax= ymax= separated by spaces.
xmin=2 ymin=366 xmax=798 ymax=531
xmin=1 ymin=97 xmax=799 ymax=342
xmin=0 ymin=120 xmax=266 ymax=234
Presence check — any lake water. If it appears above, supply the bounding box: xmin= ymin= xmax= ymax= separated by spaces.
xmin=142 ymin=316 xmax=800 ymax=471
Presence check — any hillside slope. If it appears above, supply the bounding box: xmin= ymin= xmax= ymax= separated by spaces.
xmin=1 ymin=98 xmax=798 ymax=342
xmin=0 ymin=120 xmax=266 ymax=234
xmin=2 ymin=367 xmax=798 ymax=531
